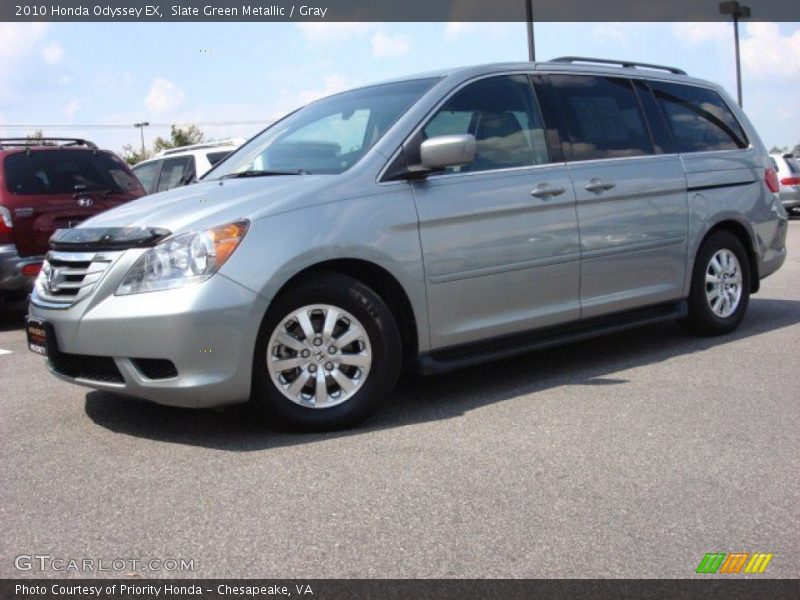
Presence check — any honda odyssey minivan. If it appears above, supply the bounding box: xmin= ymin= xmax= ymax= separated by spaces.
xmin=27 ymin=58 xmax=788 ymax=429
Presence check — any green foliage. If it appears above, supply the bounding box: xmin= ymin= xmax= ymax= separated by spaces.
xmin=769 ymin=142 xmax=800 ymax=157
xmin=121 ymin=144 xmax=151 ymax=166
xmin=153 ymin=124 xmax=205 ymax=153
xmin=121 ymin=124 xmax=206 ymax=165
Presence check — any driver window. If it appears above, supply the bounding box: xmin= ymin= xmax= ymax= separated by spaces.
xmin=422 ymin=75 xmax=549 ymax=173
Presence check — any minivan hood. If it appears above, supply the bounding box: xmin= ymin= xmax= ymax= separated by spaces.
xmin=79 ymin=175 xmax=335 ymax=235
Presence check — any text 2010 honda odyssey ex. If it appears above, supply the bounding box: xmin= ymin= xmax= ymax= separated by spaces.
xmin=27 ymin=59 xmax=788 ymax=430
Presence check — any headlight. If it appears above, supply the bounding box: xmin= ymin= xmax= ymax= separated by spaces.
xmin=116 ymin=220 xmax=249 ymax=295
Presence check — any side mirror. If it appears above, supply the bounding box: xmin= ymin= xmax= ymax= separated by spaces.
xmin=420 ymin=134 xmax=476 ymax=170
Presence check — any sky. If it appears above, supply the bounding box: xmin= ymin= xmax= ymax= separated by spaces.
xmin=0 ymin=21 xmax=798 ymax=155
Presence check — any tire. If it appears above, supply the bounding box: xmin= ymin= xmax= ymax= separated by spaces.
xmin=251 ymin=272 xmax=402 ymax=431
xmin=681 ymin=230 xmax=751 ymax=336
xmin=0 ymin=289 xmax=29 ymax=303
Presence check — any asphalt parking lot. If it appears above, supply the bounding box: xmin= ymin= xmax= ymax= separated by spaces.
xmin=1 ymin=221 xmax=798 ymax=579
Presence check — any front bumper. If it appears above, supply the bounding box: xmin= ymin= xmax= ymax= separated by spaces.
xmin=0 ymin=244 xmax=42 ymax=292
xmin=29 ymin=265 xmax=271 ymax=408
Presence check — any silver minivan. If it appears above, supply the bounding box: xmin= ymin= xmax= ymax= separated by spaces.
xmin=27 ymin=58 xmax=788 ymax=430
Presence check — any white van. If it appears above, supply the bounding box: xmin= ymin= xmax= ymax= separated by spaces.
xmin=131 ymin=139 xmax=244 ymax=194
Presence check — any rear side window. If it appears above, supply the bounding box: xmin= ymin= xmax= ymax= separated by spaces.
xmin=421 ymin=74 xmax=550 ymax=173
xmin=545 ymin=75 xmax=654 ymax=161
xmin=649 ymin=82 xmax=748 ymax=152
xmin=155 ymin=156 xmax=193 ymax=193
xmin=4 ymin=150 xmax=140 ymax=195
xmin=786 ymin=158 xmax=800 ymax=174
xmin=206 ymin=151 xmax=231 ymax=167
xmin=132 ymin=160 xmax=161 ymax=194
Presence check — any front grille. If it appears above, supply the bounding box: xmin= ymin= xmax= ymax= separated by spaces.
xmin=49 ymin=352 xmax=124 ymax=383
xmin=132 ymin=358 xmax=178 ymax=380
xmin=33 ymin=250 xmax=121 ymax=308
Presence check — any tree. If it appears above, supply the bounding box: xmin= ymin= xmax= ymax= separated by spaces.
xmin=25 ymin=130 xmax=56 ymax=145
xmin=770 ymin=142 xmax=800 ymax=157
xmin=120 ymin=124 xmax=206 ymax=165
xmin=121 ymin=144 xmax=151 ymax=166
xmin=152 ymin=124 xmax=205 ymax=153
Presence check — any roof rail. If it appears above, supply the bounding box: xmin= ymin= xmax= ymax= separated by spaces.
xmin=0 ymin=137 xmax=98 ymax=150
xmin=159 ymin=139 xmax=245 ymax=156
xmin=548 ymin=56 xmax=687 ymax=76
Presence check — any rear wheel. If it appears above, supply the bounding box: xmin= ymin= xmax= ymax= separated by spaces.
xmin=0 ymin=289 xmax=29 ymax=303
xmin=681 ymin=230 xmax=750 ymax=336
xmin=251 ymin=273 xmax=401 ymax=430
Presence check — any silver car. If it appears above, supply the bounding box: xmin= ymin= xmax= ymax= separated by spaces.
xmin=769 ymin=153 xmax=800 ymax=215
xmin=27 ymin=58 xmax=788 ymax=430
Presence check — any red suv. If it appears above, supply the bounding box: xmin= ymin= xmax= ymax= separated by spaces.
xmin=0 ymin=138 xmax=145 ymax=301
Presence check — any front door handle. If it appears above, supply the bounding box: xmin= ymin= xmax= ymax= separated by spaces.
xmin=530 ymin=183 xmax=566 ymax=199
xmin=584 ymin=178 xmax=616 ymax=193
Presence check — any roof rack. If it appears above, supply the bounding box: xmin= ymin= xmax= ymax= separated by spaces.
xmin=0 ymin=137 xmax=98 ymax=150
xmin=548 ymin=56 xmax=687 ymax=76
xmin=159 ymin=139 xmax=245 ymax=157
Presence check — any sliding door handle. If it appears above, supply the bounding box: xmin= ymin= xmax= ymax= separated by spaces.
xmin=530 ymin=184 xmax=566 ymax=199
xmin=584 ymin=178 xmax=616 ymax=193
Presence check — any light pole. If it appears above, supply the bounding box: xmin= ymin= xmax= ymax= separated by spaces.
xmin=525 ymin=0 xmax=535 ymax=61
xmin=133 ymin=121 xmax=149 ymax=157
xmin=719 ymin=1 xmax=751 ymax=107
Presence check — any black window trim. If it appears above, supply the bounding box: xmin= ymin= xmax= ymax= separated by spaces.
xmin=528 ymin=74 xmax=567 ymax=164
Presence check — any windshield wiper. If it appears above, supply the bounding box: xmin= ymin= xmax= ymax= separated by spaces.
xmin=220 ymin=169 xmax=309 ymax=179
xmin=72 ymin=188 xmax=126 ymax=198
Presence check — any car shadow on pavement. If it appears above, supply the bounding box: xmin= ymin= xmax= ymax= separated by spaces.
xmin=0 ymin=299 xmax=28 ymax=332
xmin=84 ymin=297 xmax=800 ymax=451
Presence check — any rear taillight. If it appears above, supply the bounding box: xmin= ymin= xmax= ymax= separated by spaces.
xmin=0 ymin=206 xmax=13 ymax=245
xmin=780 ymin=176 xmax=800 ymax=186
xmin=765 ymin=168 xmax=780 ymax=193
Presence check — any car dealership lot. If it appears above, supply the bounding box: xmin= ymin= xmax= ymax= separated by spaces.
xmin=1 ymin=221 xmax=798 ymax=579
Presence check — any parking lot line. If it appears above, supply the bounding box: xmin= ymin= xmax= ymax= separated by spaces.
xmin=0 ymin=349 xmax=12 ymax=355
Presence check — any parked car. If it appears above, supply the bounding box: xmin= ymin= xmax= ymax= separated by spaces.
xmin=131 ymin=139 xmax=244 ymax=194
xmin=27 ymin=59 xmax=787 ymax=430
xmin=0 ymin=138 xmax=145 ymax=302
xmin=769 ymin=153 xmax=800 ymax=215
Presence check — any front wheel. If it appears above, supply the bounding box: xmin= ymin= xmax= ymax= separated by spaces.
xmin=251 ymin=273 xmax=401 ymax=430
xmin=681 ymin=230 xmax=751 ymax=336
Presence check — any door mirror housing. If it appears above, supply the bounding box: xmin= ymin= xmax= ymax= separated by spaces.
xmin=420 ymin=134 xmax=476 ymax=170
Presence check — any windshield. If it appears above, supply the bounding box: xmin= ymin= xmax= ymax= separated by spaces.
xmin=208 ymin=78 xmax=439 ymax=178
xmin=5 ymin=150 xmax=140 ymax=195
